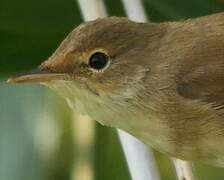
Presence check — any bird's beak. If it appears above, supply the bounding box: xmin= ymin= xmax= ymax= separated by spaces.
xmin=7 ymin=66 xmax=65 ymax=83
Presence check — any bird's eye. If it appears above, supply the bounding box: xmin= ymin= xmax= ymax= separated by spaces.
xmin=89 ymin=52 xmax=109 ymax=70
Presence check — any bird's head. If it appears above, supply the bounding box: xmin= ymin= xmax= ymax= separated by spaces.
xmin=8 ymin=17 xmax=166 ymax=102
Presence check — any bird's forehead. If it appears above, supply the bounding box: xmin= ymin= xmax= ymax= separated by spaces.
xmin=62 ymin=17 xmax=137 ymax=54
xmin=75 ymin=17 xmax=132 ymax=37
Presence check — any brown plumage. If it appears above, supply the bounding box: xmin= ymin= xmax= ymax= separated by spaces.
xmin=8 ymin=12 xmax=224 ymax=166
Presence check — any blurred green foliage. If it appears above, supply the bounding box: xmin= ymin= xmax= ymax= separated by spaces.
xmin=1 ymin=0 xmax=224 ymax=180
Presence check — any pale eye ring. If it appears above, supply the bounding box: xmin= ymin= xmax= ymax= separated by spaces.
xmin=89 ymin=52 xmax=109 ymax=70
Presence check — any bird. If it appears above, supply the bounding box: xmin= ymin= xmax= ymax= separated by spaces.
xmin=7 ymin=12 xmax=224 ymax=167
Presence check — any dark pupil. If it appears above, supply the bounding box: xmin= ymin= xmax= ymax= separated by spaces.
xmin=89 ymin=52 xmax=108 ymax=70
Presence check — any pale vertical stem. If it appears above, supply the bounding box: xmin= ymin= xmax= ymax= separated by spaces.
xmin=72 ymin=114 xmax=95 ymax=180
xmin=173 ymin=158 xmax=196 ymax=180
xmin=120 ymin=1 xmax=161 ymax=180
xmin=77 ymin=0 xmax=107 ymax=20
xmin=118 ymin=130 xmax=160 ymax=180
xmin=121 ymin=0 xmax=147 ymax=22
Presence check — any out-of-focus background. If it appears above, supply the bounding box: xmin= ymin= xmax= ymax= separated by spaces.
xmin=1 ymin=0 xmax=224 ymax=180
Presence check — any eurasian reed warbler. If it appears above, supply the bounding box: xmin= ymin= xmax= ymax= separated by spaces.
xmin=8 ymin=12 xmax=224 ymax=166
